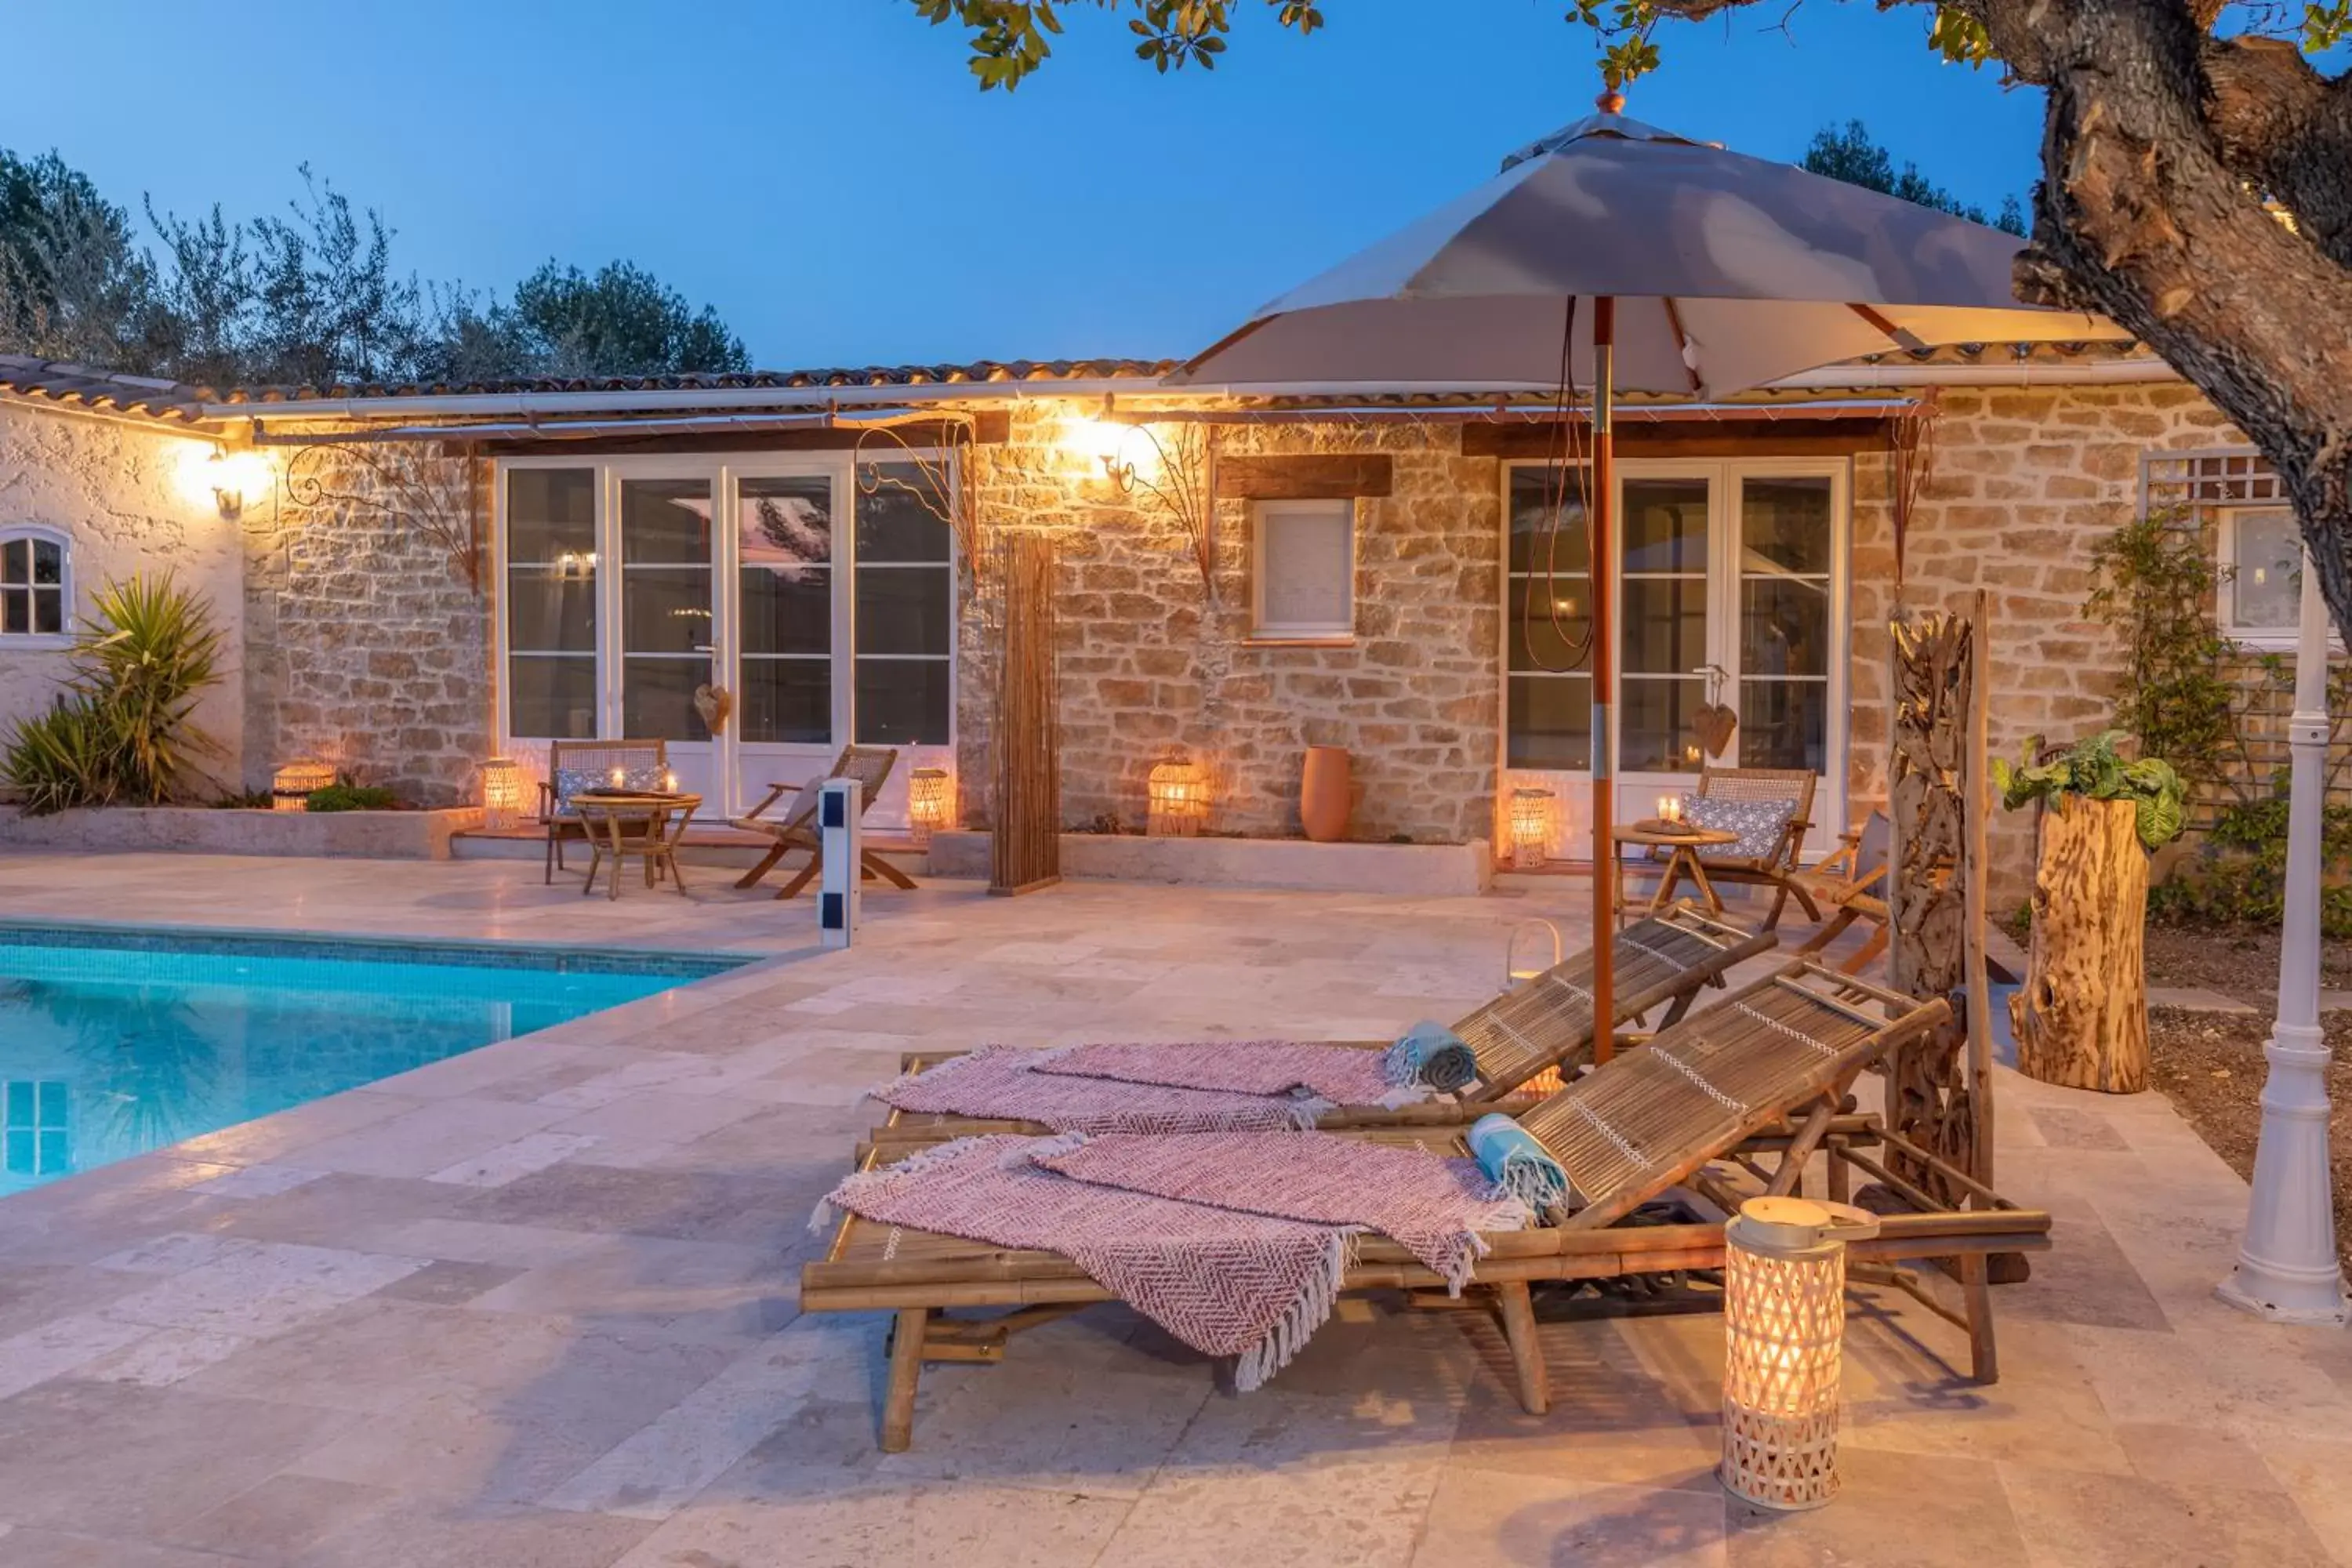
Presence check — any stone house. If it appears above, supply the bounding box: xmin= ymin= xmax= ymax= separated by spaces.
xmin=0 ymin=347 xmax=2333 ymax=904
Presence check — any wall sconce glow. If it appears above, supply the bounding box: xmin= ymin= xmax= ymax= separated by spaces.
xmin=1719 ymin=1196 xmax=1878 ymax=1512
xmin=1064 ymin=416 xmax=1162 ymax=494
xmin=1508 ymin=786 xmax=1557 ymax=869
xmin=196 ymin=446 xmax=272 ymax=520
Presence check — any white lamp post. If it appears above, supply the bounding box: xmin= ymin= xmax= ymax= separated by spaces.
xmin=2220 ymin=546 xmax=2350 ymax=1324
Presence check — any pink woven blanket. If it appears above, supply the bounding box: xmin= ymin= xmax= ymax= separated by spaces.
xmin=818 ymin=1135 xmax=1348 ymax=1389
xmin=1029 ymin=1131 xmax=1526 ymax=1292
xmin=1033 ymin=1040 xmax=1428 ymax=1110
xmin=872 ymin=1045 xmax=1326 ymax=1134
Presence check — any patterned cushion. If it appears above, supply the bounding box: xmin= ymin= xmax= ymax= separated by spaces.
xmin=551 ymin=764 xmax=666 ymax=815
xmin=1681 ymin=793 xmax=1796 ymax=862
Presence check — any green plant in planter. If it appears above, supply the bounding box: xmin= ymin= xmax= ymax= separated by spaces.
xmin=1990 ymin=730 xmax=2189 ymax=851
xmin=304 ymin=782 xmax=398 ymax=813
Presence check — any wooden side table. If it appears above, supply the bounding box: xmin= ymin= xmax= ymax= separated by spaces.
xmin=572 ymin=793 xmax=701 ymax=900
xmin=1615 ymin=824 xmax=1740 ymax=923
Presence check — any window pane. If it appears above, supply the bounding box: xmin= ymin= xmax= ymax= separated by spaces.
xmin=740 ymin=658 xmax=831 ymax=744
xmin=32 ymin=588 xmax=61 ymax=637
xmin=1740 ymin=577 xmax=1830 ymax=677
xmin=622 ymin=657 xmax=710 ymax=741
xmin=1506 ymin=577 xmax=1591 ymax=672
xmin=856 ymin=464 xmax=953 ymax=563
xmin=855 ymin=659 xmax=950 ymax=745
xmin=1622 ymin=478 xmax=1708 ymax=572
xmin=742 ymin=565 xmax=829 ymax=656
xmin=1622 ymin=577 xmax=1708 ymax=675
xmin=506 ymin=567 xmax=596 ymax=652
xmin=509 ymin=656 xmax=598 ymax=739
xmin=622 ymin=570 xmax=712 ymax=655
xmin=856 ymin=568 xmax=951 ymax=656
xmin=30 ymin=539 xmax=61 ymax=586
xmin=2 ymin=539 xmax=26 ymax=585
xmin=2232 ymin=509 xmax=2301 ymax=630
xmin=1508 ymin=469 xmax=1591 ymax=573
xmin=1259 ymin=506 xmax=1352 ymax=633
xmin=506 ymin=469 xmax=595 ymax=561
xmin=740 ymin=477 xmax=833 ymax=570
xmin=620 ymin=480 xmax=711 ymax=564
xmin=1741 ymin=681 xmax=1828 ymax=773
xmin=1739 ymin=477 xmax=1834 ymax=573
xmin=1621 ymin=678 xmax=1705 ymax=774
xmin=1506 ymin=674 xmax=1591 ymax=770
xmin=2 ymin=588 xmax=24 ymax=636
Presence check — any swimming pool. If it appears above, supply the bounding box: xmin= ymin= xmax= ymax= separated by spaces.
xmin=0 ymin=922 xmax=753 ymax=1196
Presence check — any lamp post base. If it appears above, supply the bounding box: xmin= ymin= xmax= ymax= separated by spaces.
xmin=2218 ymin=1029 xmax=2347 ymax=1327
xmin=2216 ymin=1266 xmax=2349 ymax=1327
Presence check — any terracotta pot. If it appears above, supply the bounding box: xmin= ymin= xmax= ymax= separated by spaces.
xmin=1299 ymin=746 xmax=1351 ymax=843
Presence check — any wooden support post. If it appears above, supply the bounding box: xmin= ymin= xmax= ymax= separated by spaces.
xmin=1965 ymin=590 xmax=1995 ymax=1192
xmin=989 ymin=531 xmax=1062 ymax=896
xmin=1493 ymin=1279 xmax=1551 ymax=1415
xmin=881 ymin=1307 xmax=929 ymax=1453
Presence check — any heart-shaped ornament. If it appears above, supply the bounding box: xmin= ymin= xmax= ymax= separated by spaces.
xmin=693 ymin=684 xmax=734 ymax=735
xmin=1691 ymin=702 xmax=1738 ymax=759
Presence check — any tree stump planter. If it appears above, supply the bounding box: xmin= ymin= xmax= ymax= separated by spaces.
xmin=2010 ymin=795 xmax=2150 ymax=1094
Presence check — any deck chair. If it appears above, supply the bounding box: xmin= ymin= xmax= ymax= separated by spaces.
xmin=864 ymin=904 xmax=1779 ymax=1149
xmin=805 ymin=962 xmax=2051 ymax=1450
xmin=1791 ymin=810 xmax=1894 ymax=974
xmin=537 ymin=739 xmax=669 ymax=885
xmin=731 ymin=745 xmax=909 ymax=899
xmin=1674 ymin=764 xmax=1822 ymax=929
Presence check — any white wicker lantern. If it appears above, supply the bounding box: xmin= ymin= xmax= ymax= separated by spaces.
xmin=908 ymin=767 xmax=953 ymax=848
xmin=1508 ymin=787 xmax=1556 ymax=869
xmin=479 ymin=757 xmax=524 ymax=831
xmin=1719 ymin=1196 xmax=1880 ymax=1512
xmin=271 ymin=760 xmax=335 ymax=812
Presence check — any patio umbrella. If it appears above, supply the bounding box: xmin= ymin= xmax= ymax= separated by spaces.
xmin=1171 ymin=103 xmax=2130 ymax=1057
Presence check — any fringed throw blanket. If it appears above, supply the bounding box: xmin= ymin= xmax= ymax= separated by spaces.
xmin=1027 ymin=1131 xmax=1528 ymax=1294
xmin=818 ymin=1136 xmax=1349 ymax=1390
xmin=1033 ymin=1040 xmax=1432 ymax=1110
xmin=872 ymin=1046 xmax=1327 ymax=1134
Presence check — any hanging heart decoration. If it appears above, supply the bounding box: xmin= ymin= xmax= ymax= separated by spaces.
xmin=692 ymin=684 xmax=734 ymax=735
xmin=1691 ymin=702 xmax=1738 ymax=759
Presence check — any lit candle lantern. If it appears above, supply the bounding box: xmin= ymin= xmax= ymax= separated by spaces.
xmin=1508 ymin=787 xmax=1556 ymax=869
xmin=271 ymin=760 xmax=335 ymax=812
xmin=608 ymin=767 xmax=626 ymax=789
xmin=1719 ymin=1197 xmax=1879 ymax=1512
xmin=662 ymin=770 xmax=678 ymax=794
xmin=1147 ymin=757 xmax=1210 ymax=837
xmin=478 ymin=757 xmax=523 ymax=830
xmin=907 ymin=767 xmax=953 ymax=848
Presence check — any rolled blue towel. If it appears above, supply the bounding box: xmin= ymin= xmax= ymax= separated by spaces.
xmin=1468 ymin=1113 xmax=1573 ymax=1217
xmin=1383 ymin=1021 xmax=1478 ymax=1094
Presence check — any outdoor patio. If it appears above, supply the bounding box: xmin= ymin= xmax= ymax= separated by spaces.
xmin=0 ymin=851 xmax=2343 ymax=1566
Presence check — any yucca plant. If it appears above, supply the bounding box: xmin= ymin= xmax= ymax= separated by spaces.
xmin=3 ymin=699 xmax=120 ymax=815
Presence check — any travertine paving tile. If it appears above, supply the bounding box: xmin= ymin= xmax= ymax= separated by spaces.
xmin=1410 ymin=1467 xmax=1730 ymax=1568
xmin=1997 ymin=1461 xmax=2337 ymax=1568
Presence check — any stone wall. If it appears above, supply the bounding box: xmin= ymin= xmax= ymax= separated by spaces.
xmin=960 ymin=403 xmax=1500 ymax=845
xmin=0 ymin=401 xmax=246 ymax=789
xmin=241 ymin=436 xmax=492 ymax=807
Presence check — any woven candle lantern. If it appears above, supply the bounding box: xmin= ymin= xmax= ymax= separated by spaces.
xmin=1146 ymin=757 xmax=1209 ymax=837
xmin=478 ymin=757 xmax=524 ymax=831
xmin=271 ymin=760 xmax=335 ymax=812
xmin=907 ymin=767 xmax=953 ymax=848
xmin=1719 ymin=1196 xmax=1880 ymax=1512
xmin=1508 ymin=787 xmax=1557 ymax=869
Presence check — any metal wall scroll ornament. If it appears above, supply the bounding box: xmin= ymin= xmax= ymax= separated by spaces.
xmin=853 ymin=415 xmax=980 ymax=578
xmin=280 ymin=439 xmax=484 ymax=592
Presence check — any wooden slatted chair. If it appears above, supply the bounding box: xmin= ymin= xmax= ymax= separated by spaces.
xmin=1679 ymin=763 xmax=1822 ymax=929
xmin=805 ymin=964 xmax=2050 ymax=1450
xmin=537 ymin=739 xmax=669 ymax=885
xmin=1791 ymin=810 xmax=1895 ymax=974
xmin=863 ymin=904 xmax=1779 ymax=1149
xmin=731 ymin=744 xmax=910 ymax=899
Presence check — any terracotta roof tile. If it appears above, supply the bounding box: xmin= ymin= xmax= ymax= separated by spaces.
xmin=0 ymin=355 xmax=209 ymax=421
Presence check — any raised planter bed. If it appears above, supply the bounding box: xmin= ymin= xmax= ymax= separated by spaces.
xmin=0 ymin=805 xmax=483 ymax=860
xmin=926 ymin=830 xmax=1494 ymax=897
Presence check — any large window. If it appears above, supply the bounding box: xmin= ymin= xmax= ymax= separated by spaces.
xmin=854 ymin=463 xmax=953 ymax=746
xmin=0 ymin=528 xmax=68 ymax=641
xmin=503 ymin=473 xmax=597 ymax=739
xmin=739 ymin=475 xmax=834 ymax=745
xmin=1506 ymin=467 xmax=1592 ymax=770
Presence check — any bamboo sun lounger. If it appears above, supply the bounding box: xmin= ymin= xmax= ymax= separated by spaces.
xmin=805 ymin=960 xmax=2052 ymax=1451
xmin=866 ymin=904 xmax=1778 ymax=1148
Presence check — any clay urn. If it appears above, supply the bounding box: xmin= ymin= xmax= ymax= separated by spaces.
xmin=1299 ymin=746 xmax=1351 ymax=843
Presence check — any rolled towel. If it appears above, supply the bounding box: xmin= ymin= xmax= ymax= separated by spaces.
xmin=1382 ymin=1021 xmax=1478 ymax=1094
xmin=1468 ymin=1113 xmax=1573 ymax=1218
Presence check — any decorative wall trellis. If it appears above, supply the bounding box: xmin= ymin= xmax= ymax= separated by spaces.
xmin=277 ymin=440 xmax=482 ymax=591
xmin=989 ymin=529 xmax=1061 ymax=896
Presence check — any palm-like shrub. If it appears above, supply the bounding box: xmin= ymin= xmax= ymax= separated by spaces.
xmin=2 ymin=572 xmax=224 ymax=813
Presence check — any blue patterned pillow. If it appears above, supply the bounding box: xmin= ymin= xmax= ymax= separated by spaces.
xmin=1681 ymin=793 xmax=1795 ymax=862
xmin=552 ymin=764 xmax=667 ymax=814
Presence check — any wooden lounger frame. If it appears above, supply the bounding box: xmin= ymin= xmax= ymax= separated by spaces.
xmin=805 ymin=960 xmax=2051 ymax=1451
xmin=867 ymin=904 xmax=1777 ymax=1148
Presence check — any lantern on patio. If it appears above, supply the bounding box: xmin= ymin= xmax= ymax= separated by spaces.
xmin=1147 ymin=757 xmax=1209 ymax=837
xmin=1719 ymin=1196 xmax=1879 ymax=1512
xmin=478 ymin=757 xmax=524 ymax=831
xmin=271 ymin=760 xmax=334 ymax=812
xmin=1508 ymin=787 xmax=1557 ymax=869
xmin=907 ymin=767 xmax=953 ymax=848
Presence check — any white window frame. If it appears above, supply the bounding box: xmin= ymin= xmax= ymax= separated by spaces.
xmin=2216 ymin=504 xmax=2310 ymax=649
xmin=1249 ymin=498 xmax=1356 ymax=643
xmin=0 ymin=525 xmax=73 ymax=650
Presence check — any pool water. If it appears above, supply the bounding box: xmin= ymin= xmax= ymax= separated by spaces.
xmin=0 ymin=924 xmax=750 ymax=1196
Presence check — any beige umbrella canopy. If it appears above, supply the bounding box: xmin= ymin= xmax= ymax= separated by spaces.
xmin=1174 ymin=104 xmax=2128 ymax=1055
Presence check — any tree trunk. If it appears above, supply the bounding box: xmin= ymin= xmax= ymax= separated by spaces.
xmin=2011 ymin=796 xmax=2150 ymax=1094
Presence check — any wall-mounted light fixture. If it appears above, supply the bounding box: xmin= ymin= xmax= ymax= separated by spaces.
xmin=198 ymin=445 xmax=273 ymax=521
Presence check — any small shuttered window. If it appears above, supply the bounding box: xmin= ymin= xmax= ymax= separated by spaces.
xmin=1252 ymin=499 xmax=1354 ymax=640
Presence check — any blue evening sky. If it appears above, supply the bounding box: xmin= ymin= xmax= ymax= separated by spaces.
xmin=3 ymin=1 xmax=2042 ymax=370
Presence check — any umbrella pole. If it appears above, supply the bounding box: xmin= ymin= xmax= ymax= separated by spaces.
xmin=1591 ymin=296 xmax=1617 ymax=1064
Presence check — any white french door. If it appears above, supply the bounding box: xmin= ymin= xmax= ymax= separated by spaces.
xmin=1501 ymin=456 xmax=1849 ymax=858
xmin=496 ymin=452 xmax=956 ymax=825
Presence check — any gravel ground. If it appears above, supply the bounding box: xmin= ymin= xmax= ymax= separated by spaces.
xmin=2141 ymin=920 xmax=2352 ymax=1001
